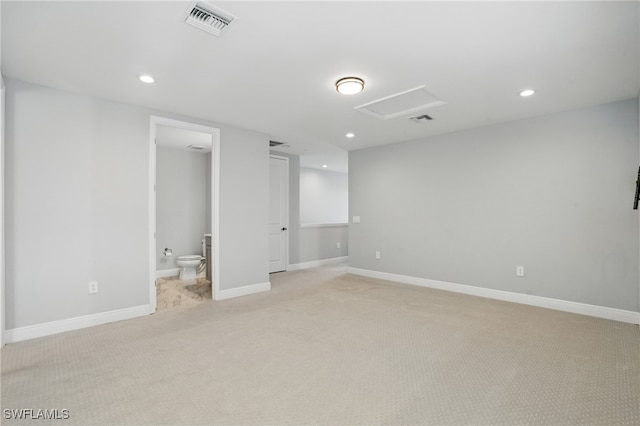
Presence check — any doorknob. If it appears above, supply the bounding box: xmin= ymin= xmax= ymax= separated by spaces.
xmin=281 ymin=227 xmax=288 ymax=231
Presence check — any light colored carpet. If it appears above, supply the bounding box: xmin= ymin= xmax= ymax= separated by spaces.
xmin=1 ymin=261 xmax=639 ymax=425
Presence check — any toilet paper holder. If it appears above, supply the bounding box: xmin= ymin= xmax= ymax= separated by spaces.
xmin=163 ymin=248 xmax=173 ymax=257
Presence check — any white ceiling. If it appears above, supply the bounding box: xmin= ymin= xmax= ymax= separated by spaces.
xmin=2 ymin=1 xmax=638 ymax=173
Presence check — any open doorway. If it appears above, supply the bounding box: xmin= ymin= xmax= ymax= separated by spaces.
xmin=269 ymin=155 xmax=289 ymax=273
xmin=149 ymin=116 xmax=220 ymax=312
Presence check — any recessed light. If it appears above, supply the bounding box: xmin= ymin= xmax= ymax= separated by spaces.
xmin=346 ymin=132 xmax=355 ymax=138
xmin=322 ymin=164 xmax=328 ymax=168
xmin=336 ymin=77 xmax=364 ymax=95
xmin=139 ymin=75 xmax=155 ymax=84
xmin=520 ymin=89 xmax=535 ymax=97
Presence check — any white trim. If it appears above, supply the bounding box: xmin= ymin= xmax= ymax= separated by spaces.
xmin=211 ymin=127 xmax=221 ymax=306
xmin=3 ymin=305 xmax=151 ymax=344
xmin=1 ymin=76 xmax=5 ymax=347
xmin=347 ymin=267 xmax=640 ymax=325
xmin=156 ymin=268 xmax=180 ymax=279
xmin=148 ymin=119 xmax=157 ymax=312
xmin=149 ymin=116 xmax=221 ymax=312
xmin=300 ymin=223 xmax=348 ymax=228
xmin=288 ymin=256 xmax=348 ymax=271
xmin=217 ymin=281 xmax=271 ymax=301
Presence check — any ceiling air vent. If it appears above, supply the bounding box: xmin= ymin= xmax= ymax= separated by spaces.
xmin=187 ymin=144 xmax=206 ymax=151
xmin=185 ymin=2 xmax=237 ymax=36
xmin=269 ymin=140 xmax=290 ymax=148
xmin=355 ymin=85 xmax=445 ymax=120
xmin=410 ymin=114 xmax=433 ymax=123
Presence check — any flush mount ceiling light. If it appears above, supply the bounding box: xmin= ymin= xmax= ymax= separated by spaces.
xmin=520 ymin=89 xmax=535 ymax=97
xmin=139 ymin=75 xmax=155 ymax=84
xmin=336 ymin=77 xmax=364 ymax=95
xmin=346 ymin=132 xmax=355 ymax=138
xmin=322 ymin=164 xmax=328 ymax=168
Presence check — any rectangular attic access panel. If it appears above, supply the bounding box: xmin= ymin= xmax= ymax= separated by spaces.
xmin=354 ymin=85 xmax=446 ymax=120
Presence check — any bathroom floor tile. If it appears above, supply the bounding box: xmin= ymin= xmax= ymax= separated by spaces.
xmin=156 ymin=275 xmax=212 ymax=311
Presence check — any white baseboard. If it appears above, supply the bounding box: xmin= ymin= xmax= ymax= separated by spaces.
xmin=216 ymin=281 xmax=271 ymax=301
xmin=288 ymin=256 xmax=348 ymax=271
xmin=4 ymin=304 xmax=151 ymax=344
xmin=347 ymin=267 xmax=640 ymax=325
xmin=156 ymin=268 xmax=180 ymax=278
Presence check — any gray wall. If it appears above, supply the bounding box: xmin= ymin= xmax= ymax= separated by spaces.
xmin=217 ymin=125 xmax=269 ymax=291
xmin=298 ymin=225 xmax=348 ymax=263
xmin=349 ymin=99 xmax=639 ymax=312
xmin=271 ymin=151 xmax=348 ymax=265
xmin=156 ymin=146 xmax=208 ymax=270
xmin=4 ymin=78 xmax=269 ymax=329
xmin=300 ymin=167 xmax=348 ymax=224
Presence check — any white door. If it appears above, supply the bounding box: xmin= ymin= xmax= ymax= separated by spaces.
xmin=269 ymin=156 xmax=289 ymax=273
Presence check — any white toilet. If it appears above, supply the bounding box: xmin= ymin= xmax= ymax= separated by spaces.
xmin=176 ymin=255 xmax=203 ymax=280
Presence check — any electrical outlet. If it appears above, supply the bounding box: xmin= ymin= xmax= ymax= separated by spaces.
xmin=352 ymin=216 xmax=361 ymax=224
xmin=375 ymin=251 xmax=381 ymax=259
xmin=88 ymin=281 xmax=99 ymax=294
xmin=336 ymin=242 xmax=341 ymax=249
xmin=516 ymin=266 xmax=525 ymax=277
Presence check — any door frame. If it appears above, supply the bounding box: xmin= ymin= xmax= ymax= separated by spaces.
xmin=1 ymin=77 xmax=5 ymax=346
xmin=269 ymin=154 xmax=289 ymax=273
xmin=149 ymin=116 xmax=221 ymax=311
